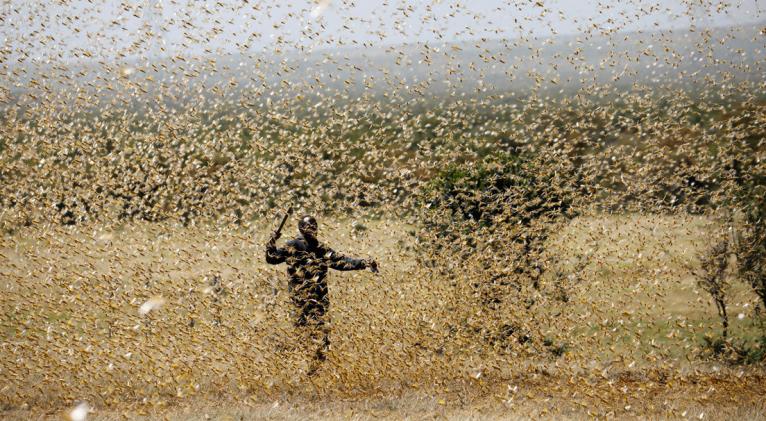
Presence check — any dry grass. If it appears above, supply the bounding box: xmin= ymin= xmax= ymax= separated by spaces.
xmin=1 ymin=214 xmax=764 ymax=419
xmin=4 ymin=373 xmax=765 ymax=420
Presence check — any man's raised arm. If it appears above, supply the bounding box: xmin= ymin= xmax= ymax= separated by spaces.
xmin=265 ymin=233 xmax=289 ymax=264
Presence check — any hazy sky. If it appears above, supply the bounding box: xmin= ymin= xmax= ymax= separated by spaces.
xmin=2 ymin=0 xmax=764 ymax=63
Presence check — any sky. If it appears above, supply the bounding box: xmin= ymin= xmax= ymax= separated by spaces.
xmin=2 ymin=0 xmax=764 ymax=64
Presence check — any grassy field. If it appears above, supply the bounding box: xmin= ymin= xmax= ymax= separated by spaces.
xmin=1 ymin=213 xmax=764 ymax=419
xmin=2 ymin=3 xmax=764 ymax=419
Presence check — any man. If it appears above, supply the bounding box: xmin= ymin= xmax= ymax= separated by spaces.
xmin=265 ymin=214 xmax=378 ymax=374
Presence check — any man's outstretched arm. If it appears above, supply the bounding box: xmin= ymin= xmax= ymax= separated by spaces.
xmin=327 ymin=249 xmax=378 ymax=272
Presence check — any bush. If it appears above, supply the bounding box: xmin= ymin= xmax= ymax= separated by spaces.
xmin=695 ymin=240 xmax=731 ymax=338
xmin=418 ymin=145 xmax=586 ymax=350
xmin=701 ymin=334 xmax=766 ymax=365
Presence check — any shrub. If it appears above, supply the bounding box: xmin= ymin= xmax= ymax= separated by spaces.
xmin=695 ymin=240 xmax=731 ymax=338
xmin=418 ymin=145 xmax=586 ymax=350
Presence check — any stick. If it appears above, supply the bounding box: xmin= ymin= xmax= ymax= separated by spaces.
xmin=274 ymin=206 xmax=293 ymax=237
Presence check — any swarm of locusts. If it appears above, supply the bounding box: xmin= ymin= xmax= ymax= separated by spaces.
xmin=1 ymin=0 xmax=765 ymax=418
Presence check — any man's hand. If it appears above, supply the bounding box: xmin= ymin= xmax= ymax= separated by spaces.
xmin=269 ymin=230 xmax=281 ymax=244
xmin=366 ymin=259 xmax=379 ymax=273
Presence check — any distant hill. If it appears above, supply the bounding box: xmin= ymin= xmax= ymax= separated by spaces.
xmin=7 ymin=20 xmax=765 ymax=112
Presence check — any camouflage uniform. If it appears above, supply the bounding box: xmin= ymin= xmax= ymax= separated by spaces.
xmin=265 ymin=232 xmax=370 ymax=367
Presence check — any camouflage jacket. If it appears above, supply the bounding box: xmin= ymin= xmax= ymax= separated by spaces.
xmin=265 ymin=235 xmax=368 ymax=303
